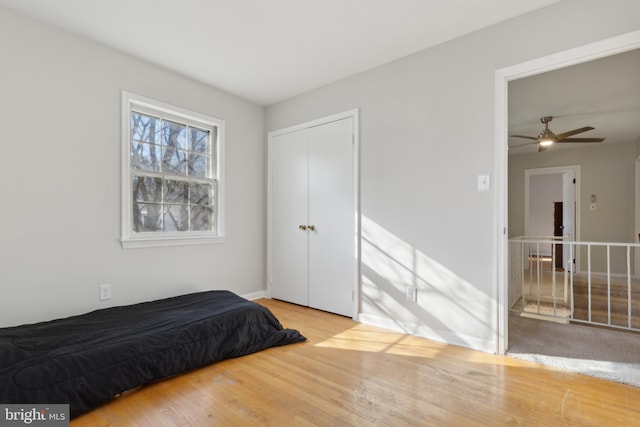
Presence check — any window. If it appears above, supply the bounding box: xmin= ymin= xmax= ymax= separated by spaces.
xmin=121 ymin=91 xmax=224 ymax=248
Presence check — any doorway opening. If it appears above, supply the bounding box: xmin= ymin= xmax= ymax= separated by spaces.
xmin=495 ymin=30 xmax=640 ymax=354
xmin=525 ymin=166 xmax=580 ymax=272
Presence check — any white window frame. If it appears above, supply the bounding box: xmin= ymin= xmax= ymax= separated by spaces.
xmin=120 ymin=91 xmax=225 ymax=249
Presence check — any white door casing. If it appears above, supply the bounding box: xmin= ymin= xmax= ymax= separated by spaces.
xmin=562 ymin=169 xmax=576 ymax=272
xmin=636 ymin=157 xmax=640 ymax=277
xmin=524 ymin=166 xmax=579 ymax=268
xmin=495 ymin=30 xmax=640 ymax=355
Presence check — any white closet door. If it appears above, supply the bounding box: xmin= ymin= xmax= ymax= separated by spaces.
xmin=270 ymin=129 xmax=309 ymax=306
xmin=308 ymin=118 xmax=355 ymax=316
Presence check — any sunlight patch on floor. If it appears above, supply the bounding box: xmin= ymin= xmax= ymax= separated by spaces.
xmin=314 ymin=324 xmax=448 ymax=357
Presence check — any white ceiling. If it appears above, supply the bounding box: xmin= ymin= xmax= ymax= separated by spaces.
xmin=5 ymin=0 xmax=635 ymax=150
xmin=0 ymin=0 xmax=561 ymax=106
xmin=508 ymin=49 xmax=640 ymax=155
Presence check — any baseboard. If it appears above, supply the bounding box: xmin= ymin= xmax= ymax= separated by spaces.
xmin=241 ymin=290 xmax=269 ymax=301
xmin=358 ymin=313 xmax=495 ymax=354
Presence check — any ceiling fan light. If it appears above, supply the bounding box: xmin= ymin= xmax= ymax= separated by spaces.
xmin=539 ymin=138 xmax=555 ymax=147
xmin=538 ymin=127 xmax=557 ymax=147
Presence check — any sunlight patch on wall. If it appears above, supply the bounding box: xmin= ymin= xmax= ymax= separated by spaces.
xmin=360 ymin=215 xmax=494 ymax=351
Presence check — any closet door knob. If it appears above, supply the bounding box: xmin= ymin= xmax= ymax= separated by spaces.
xmin=308 ymin=225 xmax=315 ymax=231
xmin=299 ymin=225 xmax=307 ymax=230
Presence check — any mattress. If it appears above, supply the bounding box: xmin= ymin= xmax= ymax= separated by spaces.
xmin=0 ymin=290 xmax=305 ymax=417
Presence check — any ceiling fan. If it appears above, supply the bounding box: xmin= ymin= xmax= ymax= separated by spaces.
xmin=510 ymin=116 xmax=605 ymax=152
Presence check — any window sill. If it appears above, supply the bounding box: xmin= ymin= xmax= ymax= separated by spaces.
xmin=121 ymin=235 xmax=225 ymax=249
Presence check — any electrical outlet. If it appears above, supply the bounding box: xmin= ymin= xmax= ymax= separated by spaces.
xmin=99 ymin=284 xmax=112 ymax=301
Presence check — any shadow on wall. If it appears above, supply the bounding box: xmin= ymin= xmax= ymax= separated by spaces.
xmin=360 ymin=216 xmax=495 ymax=352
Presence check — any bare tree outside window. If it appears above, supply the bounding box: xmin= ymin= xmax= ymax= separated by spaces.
xmin=129 ymin=111 xmax=217 ymax=234
xmin=121 ymin=91 xmax=224 ymax=249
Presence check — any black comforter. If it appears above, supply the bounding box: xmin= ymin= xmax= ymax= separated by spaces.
xmin=0 ymin=290 xmax=305 ymax=417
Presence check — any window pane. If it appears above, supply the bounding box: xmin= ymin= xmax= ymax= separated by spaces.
xmin=188 ymin=154 xmax=208 ymax=177
xmin=131 ymin=112 xmax=160 ymax=144
xmin=131 ymin=142 xmax=161 ymax=171
xmin=162 ymin=147 xmax=187 ymax=175
xmin=124 ymin=93 xmax=223 ymax=243
xmin=190 ymin=182 xmax=212 ymax=205
xmin=163 ymin=205 xmax=188 ymax=231
xmin=133 ymin=176 xmax=162 ymax=202
xmin=191 ymin=206 xmax=214 ymax=231
xmin=133 ymin=203 xmax=162 ymax=232
xmin=164 ymin=179 xmax=188 ymax=204
xmin=190 ymin=127 xmax=209 ymax=153
xmin=162 ymin=120 xmax=187 ymax=150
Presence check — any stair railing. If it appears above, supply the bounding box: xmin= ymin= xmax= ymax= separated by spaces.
xmin=509 ymin=237 xmax=640 ymax=332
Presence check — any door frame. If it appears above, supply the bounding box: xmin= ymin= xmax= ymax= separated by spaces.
xmin=636 ymin=156 xmax=640 ymax=277
xmin=524 ymin=165 xmax=580 ymax=271
xmin=267 ymin=109 xmax=360 ymax=319
xmin=495 ymin=30 xmax=640 ymax=355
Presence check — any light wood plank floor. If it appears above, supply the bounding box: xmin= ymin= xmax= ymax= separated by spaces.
xmin=72 ymin=298 xmax=640 ymax=426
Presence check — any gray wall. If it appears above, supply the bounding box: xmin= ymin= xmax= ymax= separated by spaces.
xmin=2 ymin=0 xmax=639 ymax=352
xmin=265 ymin=0 xmax=640 ymax=352
xmin=510 ymin=143 xmax=637 ymax=243
xmin=509 ymin=142 xmax=638 ymax=274
xmin=0 ymin=7 xmax=265 ymax=327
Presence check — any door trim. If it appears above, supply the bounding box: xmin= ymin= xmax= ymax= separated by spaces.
xmin=267 ymin=109 xmax=360 ymax=320
xmin=524 ymin=166 xmax=580 ymax=277
xmin=636 ymin=156 xmax=640 ymax=277
xmin=495 ymin=30 xmax=640 ymax=355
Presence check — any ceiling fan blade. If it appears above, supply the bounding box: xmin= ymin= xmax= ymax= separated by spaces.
xmin=557 ymin=137 xmax=605 ymax=143
xmin=509 ymin=141 xmax=539 ymax=149
xmin=555 ymin=126 xmax=594 ymax=139
xmin=510 ymin=134 xmax=538 ymax=140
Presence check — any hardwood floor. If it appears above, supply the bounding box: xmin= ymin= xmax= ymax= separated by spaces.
xmin=72 ymin=298 xmax=640 ymax=426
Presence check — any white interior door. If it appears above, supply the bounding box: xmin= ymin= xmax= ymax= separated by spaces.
xmin=269 ymin=112 xmax=358 ymax=318
xmin=308 ymin=118 xmax=355 ymax=317
xmin=270 ymin=129 xmax=309 ymax=306
xmin=562 ymin=169 xmax=575 ymax=272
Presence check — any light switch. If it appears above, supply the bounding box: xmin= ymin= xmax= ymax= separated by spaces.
xmin=477 ymin=175 xmax=490 ymax=191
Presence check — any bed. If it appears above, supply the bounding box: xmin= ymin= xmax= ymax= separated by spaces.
xmin=0 ymin=290 xmax=305 ymax=417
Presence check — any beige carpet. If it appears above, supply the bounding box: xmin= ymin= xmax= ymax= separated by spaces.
xmin=508 ymin=313 xmax=640 ymax=388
